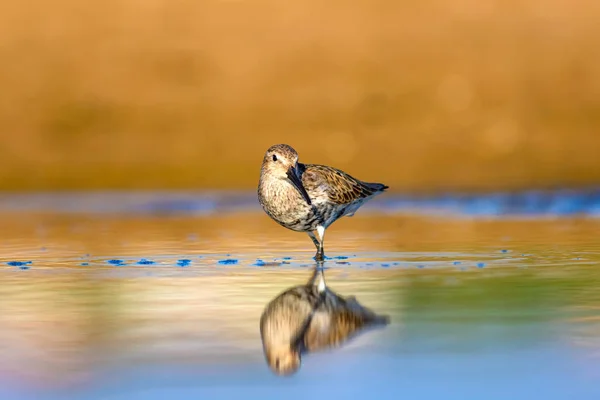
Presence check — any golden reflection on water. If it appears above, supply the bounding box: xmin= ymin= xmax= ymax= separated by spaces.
xmin=0 ymin=213 xmax=599 ymax=387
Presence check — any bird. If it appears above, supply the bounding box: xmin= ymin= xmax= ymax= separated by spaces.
xmin=258 ymin=144 xmax=388 ymax=260
xmin=259 ymin=266 xmax=390 ymax=376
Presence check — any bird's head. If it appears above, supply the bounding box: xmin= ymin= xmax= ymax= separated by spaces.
xmin=261 ymin=144 xmax=299 ymax=178
xmin=260 ymin=144 xmax=311 ymax=205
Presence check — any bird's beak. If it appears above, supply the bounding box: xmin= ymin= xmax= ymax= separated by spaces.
xmin=286 ymin=165 xmax=312 ymax=206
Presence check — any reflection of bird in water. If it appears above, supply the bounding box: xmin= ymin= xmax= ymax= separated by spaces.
xmin=259 ymin=266 xmax=390 ymax=376
xmin=258 ymin=144 xmax=388 ymax=260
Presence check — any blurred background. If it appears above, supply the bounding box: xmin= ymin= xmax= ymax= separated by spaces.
xmin=1 ymin=0 xmax=599 ymax=193
xmin=2 ymin=2 xmax=600 ymax=400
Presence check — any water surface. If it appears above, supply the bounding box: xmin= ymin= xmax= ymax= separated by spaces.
xmin=0 ymin=195 xmax=599 ymax=399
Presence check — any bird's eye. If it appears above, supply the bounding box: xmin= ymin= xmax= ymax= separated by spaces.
xmin=272 ymin=154 xmax=278 ymax=162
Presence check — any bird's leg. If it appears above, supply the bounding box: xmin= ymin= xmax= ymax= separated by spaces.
xmin=315 ymin=225 xmax=326 ymax=261
xmin=307 ymin=231 xmax=320 ymax=251
xmin=308 ymin=231 xmax=323 ymax=261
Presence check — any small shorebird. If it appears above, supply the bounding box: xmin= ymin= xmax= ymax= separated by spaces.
xmin=260 ymin=266 xmax=389 ymax=376
xmin=258 ymin=144 xmax=388 ymax=260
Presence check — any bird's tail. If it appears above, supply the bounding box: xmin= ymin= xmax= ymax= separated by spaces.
xmin=364 ymin=182 xmax=389 ymax=193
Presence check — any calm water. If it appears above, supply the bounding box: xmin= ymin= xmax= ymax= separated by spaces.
xmin=0 ymin=193 xmax=599 ymax=399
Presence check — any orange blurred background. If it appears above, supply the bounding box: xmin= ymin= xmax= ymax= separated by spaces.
xmin=0 ymin=0 xmax=599 ymax=192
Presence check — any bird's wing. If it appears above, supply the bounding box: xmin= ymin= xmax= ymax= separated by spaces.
xmin=301 ymin=164 xmax=382 ymax=205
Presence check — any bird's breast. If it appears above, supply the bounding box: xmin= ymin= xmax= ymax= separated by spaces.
xmin=259 ymin=178 xmax=312 ymax=224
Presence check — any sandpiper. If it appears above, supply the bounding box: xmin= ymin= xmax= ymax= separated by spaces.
xmin=260 ymin=266 xmax=389 ymax=376
xmin=258 ymin=144 xmax=388 ymax=260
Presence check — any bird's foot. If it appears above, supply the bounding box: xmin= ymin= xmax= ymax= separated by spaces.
xmin=314 ymin=251 xmax=325 ymax=262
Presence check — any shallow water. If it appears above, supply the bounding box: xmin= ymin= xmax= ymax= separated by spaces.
xmin=1 ymin=194 xmax=600 ymax=399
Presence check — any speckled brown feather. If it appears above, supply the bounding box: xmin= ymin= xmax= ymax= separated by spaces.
xmin=301 ymin=164 xmax=388 ymax=205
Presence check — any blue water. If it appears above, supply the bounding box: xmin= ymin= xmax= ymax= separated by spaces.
xmin=0 ymin=188 xmax=599 ymax=217
xmin=2 ymin=349 xmax=598 ymax=400
xmin=1 ymin=192 xmax=599 ymax=400
xmin=1 ymin=247 xmax=598 ymax=400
